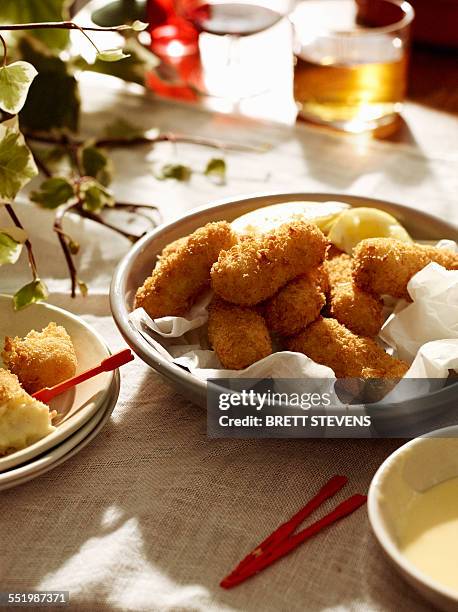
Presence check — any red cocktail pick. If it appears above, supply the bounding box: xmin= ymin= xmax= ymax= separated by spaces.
xmin=32 ymin=348 xmax=134 ymax=403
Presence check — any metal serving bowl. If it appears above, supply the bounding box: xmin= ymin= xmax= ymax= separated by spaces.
xmin=110 ymin=192 xmax=458 ymax=415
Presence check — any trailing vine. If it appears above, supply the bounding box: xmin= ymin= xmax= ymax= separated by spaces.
xmin=0 ymin=2 xmax=264 ymax=308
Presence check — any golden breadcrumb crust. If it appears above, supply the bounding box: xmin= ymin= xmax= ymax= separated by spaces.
xmin=325 ymin=249 xmax=352 ymax=285
xmin=324 ymin=251 xmax=384 ymax=337
xmin=211 ymin=221 xmax=327 ymax=306
xmin=353 ymin=238 xmax=458 ymax=299
xmin=2 ymin=322 xmax=77 ymax=394
xmin=263 ymin=266 xmax=327 ymax=337
xmin=135 ymin=221 xmax=237 ymax=318
xmin=208 ymin=298 xmax=272 ymax=370
xmin=287 ymin=316 xmax=408 ymax=378
xmin=0 ymin=368 xmax=22 ymax=404
xmin=159 ymin=236 xmax=187 ymax=259
xmin=327 ymin=281 xmax=384 ymax=337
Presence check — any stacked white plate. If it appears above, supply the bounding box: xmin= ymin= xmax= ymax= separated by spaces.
xmin=0 ymin=295 xmax=120 ymax=491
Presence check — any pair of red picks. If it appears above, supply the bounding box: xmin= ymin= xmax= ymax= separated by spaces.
xmin=221 ymin=475 xmax=367 ymax=589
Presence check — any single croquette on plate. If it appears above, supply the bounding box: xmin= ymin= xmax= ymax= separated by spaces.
xmin=2 ymin=322 xmax=77 ymax=394
xmin=0 ymin=368 xmax=55 ymax=457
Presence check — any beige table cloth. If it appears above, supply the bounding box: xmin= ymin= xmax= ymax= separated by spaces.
xmin=1 ymin=74 xmax=457 ymax=611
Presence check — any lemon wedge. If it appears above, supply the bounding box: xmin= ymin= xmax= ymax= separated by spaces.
xmin=231 ymin=200 xmax=350 ymax=235
xmin=327 ymin=207 xmax=412 ymax=254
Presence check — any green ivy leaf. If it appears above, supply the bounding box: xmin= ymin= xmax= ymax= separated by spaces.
xmin=0 ymin=117 xmax=38 ymax=202
xmin=68 ymin=238 xmax=80 ymax=255
xmin=74 ymin=39 xmax=159 ymax=86
xmin=18 ymin=37 xmax=80 ymax=132
xmin=81 ymin=146 xmax=112 ymax=187
xmin=103 ymin=118 xmax=146 ymax=141
xmin=78 ymin=280 xmax=88 ymax=297
xmin=97 ymin=49 xmax=131 ymax=63
xmin=13 ymin=278 xmax=49 ymax=310
xmin=0 ymin=233 xmax=22 ymax=265
xmin=0 ymin=227 xmax=27 ymax=265
xmin=132 ymin=20 xmax=149 ymax=32
xmin=40 ymin=146 xmax=72 ymax=175
xmin=156 ymin=164 xmax=192 ymax=182
xmin=30 ymin=177 xmax=75 ymax=209
xmin=80 ymin=179 xmax=115 ymax=212
xmin=0 ymin=61 xmax=38 ymax=115
xmin=204 ymin=158 xmax=226 ymax=183
xmin=0 ymin=0 xmax=71 ymax=52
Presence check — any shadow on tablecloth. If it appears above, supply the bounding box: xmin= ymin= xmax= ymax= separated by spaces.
xmin=0 ymin=359 xmax=436 ymax=612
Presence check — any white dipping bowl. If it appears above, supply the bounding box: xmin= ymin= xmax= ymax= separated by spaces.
xmin=368 ymin=426 xmax=458 ymax=611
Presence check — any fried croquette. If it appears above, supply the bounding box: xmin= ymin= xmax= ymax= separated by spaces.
xmin=286 ymin=317 xmax=409 ymax=378
xmin=210 ymin=221 xmax=327 ymax=306
xmin=0 ymin=369 xmax=55 ymax=455
xmin=208 ymin=299 xmax=272 ymax=370
xmin=327 ymin=282 xmax=384 ymax=337
xmin=353 ymin=238 xmax=458 ymax=299
xmin=263 ymin=266 xmax=327 ymax=337
xmin=324 ymin=251 xmax=384 ymax=337
xmin=0 ymin=368 xmax=22 ymax=405
xmin=2 ymin=322 xmax=77 ymax=394
xmin=135 ymin=221 xmax=237 ymax=318
xmin=159 ymin=236 xmax=187 ymax=259
xmin=325 ymin=247 xmax=351 ymax=284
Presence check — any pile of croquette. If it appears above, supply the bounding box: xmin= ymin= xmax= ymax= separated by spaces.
xmin=135 ymin=220 xmax=458 ymax=377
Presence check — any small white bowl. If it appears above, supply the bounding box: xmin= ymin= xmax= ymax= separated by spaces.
xmin=368 ymin=426 xmax=458 ymax=611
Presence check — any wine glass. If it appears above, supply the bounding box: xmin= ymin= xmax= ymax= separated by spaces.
xmin=176 ymin=0 xmax=296 ymax=100
xmin=179 ymin=0 xmax=294 ymax=37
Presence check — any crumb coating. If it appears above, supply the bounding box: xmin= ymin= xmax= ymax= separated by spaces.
xmin=0 ymin=369 xmax=22 ymax=404
xmin=2 ymin=322 xmax=77 ymax=394
xmin=208 ymin=298 xmax=272 ymax=370
xmin=263 ymin=266 xmax=327 ymax=336
xmin=135 ymin=221 xmax=237 ymax=318
xmin=286 ymin=316 xmax=408 ymax=378
xmin=324 ymin=251 xmax=384 ymax=337
xmin=353 ymin=238 xmax=458 ymax=299
xmin=211 ymin=221 xmax=327 ymax=306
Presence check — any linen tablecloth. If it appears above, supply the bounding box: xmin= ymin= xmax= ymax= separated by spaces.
xmin=1 ymin=74 xmax=457 ymax=611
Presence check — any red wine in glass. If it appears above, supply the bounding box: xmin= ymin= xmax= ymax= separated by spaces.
xmin=185 ymin=2 xmax=283 ymax=36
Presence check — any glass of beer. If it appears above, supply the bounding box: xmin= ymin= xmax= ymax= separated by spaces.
xmin=292 ymin=0 xmax=415 ymax=133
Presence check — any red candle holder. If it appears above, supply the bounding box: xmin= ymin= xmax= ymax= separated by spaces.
xmin=146 ymin=1 xmax=202 ymax=100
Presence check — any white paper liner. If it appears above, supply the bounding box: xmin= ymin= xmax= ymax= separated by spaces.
xmin=380 ymin=263 xmax=458 ymax=364
xmin=129 ymin=241 xmax=458 ymax=388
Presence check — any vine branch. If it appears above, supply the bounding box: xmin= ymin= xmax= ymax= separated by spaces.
xmin=74 ymin=23 xmax=101 ymax=55
xmin=77 ymin=207 xmax=140 ymax=242
xmin=5 ymin=203 xmax=39 ymax=281
xmin=0 ymin=21 xmax=135 ymax=33
xmin=0 ymin=34 xmax=7 ymax=67
xmin=24 ymin=131 xmax=268 ymax=154
xmin=53 ymin=201 xmax=80 ymax=297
